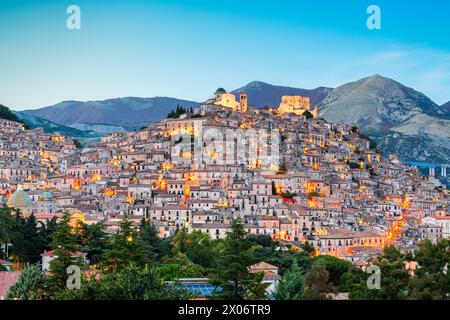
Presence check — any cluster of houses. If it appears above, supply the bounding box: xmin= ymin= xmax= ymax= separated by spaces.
xmin=1 ymin=88 xmax=449 ymax=272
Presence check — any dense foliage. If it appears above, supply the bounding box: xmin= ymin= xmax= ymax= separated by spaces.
xmin=2 ymin=206 xmax=450 ymax=300
xmin=7 ymin=265 xmax=46 ymax=300
xmin=209 ymin=219 xmax=268 ymax=299
xmin=167 ymin=105 xmax=193 ymax=119
xmin=303 ymin=110 xmax=314 ymax=119
xmin=73 ymin=139 xmax=83 ymax=149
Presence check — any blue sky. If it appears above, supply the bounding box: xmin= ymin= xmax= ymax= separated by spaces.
xmin=1 ymin=0 xmax=449 ymax=109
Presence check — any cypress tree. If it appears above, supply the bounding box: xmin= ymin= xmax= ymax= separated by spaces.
xmin=210 ymin=219 xmax=267 ymax=299
xmin=46 ymin=211 xmax=84 ymax=293
xmin=23 ymin=213 xmax=44 ymax=264
xmin=102 ymin=216 xmax=150 ymax=270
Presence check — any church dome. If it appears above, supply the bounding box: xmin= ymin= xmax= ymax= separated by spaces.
xmin=7 ymin=189 xmax=32 ymax=208
xmin=215 ymin=88 xmax=227 ymax=95
xmin=39 ymin=191 xmax=53 ymax=201
xmin=70 ymin=211 xmax=86 ymax=227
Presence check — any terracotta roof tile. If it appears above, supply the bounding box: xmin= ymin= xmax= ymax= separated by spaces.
xmin=0 ymin=272 xmax=20 ymax=299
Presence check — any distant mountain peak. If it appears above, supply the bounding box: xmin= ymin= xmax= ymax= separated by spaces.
xmin=320 ymin=75 xmax=449 ymax=133
xmin=239 ymin=80 xmax=329 ymax=91
xmin=245 ymin=81 xmax=270 ymax=88
xmin=368 ymin=73 xmax=385 ymax=79
xmin=232 ymin=81 xmax=333 ymax=107
xmin=348 ymin=74 xmax=402 ymax=89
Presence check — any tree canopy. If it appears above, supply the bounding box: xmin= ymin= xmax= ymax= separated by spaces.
xmin=3 ymin=208 xmax=450 ymax=301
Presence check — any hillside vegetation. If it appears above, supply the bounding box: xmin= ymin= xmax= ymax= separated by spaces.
xmin=0 ymin=104 xmax=28 ymax=128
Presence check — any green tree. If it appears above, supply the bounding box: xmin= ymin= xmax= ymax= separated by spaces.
xmin=274 ymin=260 xmax=306 ymax=300
xmin=313 ymin=255 xmax=353 ymax=288
xmin=73 ymin=139 xmax=83 ymax=149
xmin=9 ymin=213 xmax=26 ymax=265
xmin=55 ymin=263 xmax=191 ymax=300
xmin=303 ymin=110 xmax=314 ymax=119
xmin=22 ymin=213 xmax=45 ymax=264
xmin=183 ymin=231 xmax=216 ymax=269
xmin=157 ymin=260 xmax=204 ymax=281
xmin=373 ymin=246 xmax=410 ymax=300
xmin=75 ymin=221 xmax=108 ymax=266
xmin=171 ymin=228 xmax=188 ymax=254
xmin=303 ymin=262 xmax=335 ymax=300
xmin=407 ymin=239 xmax=450 ymax=300
xmin=0 ymin=209 xmax=38 ymax=265
xmin=102 ymin=217 xmax=150 ymax=269
xmin=247 ymin=234 xmax=274 ymax=249
xmin=413 ymin=239 xmax=450 ymax=274
xmin=349 ymin=162 xmax=360 ymax=169
xmin=348 ymin=246 xmax=410 ymax=300
xmin=339 ymin=266 xmax=367 ymax=294
xmin=167 ymin=105 xmax=187 ymax=119
xmin=40 ymin=217 xmax=58 ymax=251
xmin=7 ymin=265 xmax=46 ymax=300
xmin=0 ymin=207 xmax=14 ymax=259
xmin=246 ymin=272 xmax=269 ymax=300
xmin=46 ymin=211 xmax=84 ymax=293
xmin=139 ymin=219 xmax=163 ymax=260
xmin=209 ymin=219 xmax=267 ymax=300
xmin=408 ymin=273 xmax=447 ymax=300
xmin=302 ymin=241 xmax=315 ymax=255
xmin=0 ymin=104 xmax=29 ymax=128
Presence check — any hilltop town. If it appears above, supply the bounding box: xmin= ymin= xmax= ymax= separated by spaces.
xmin=1 ymin=88 xmax=449 ymax=270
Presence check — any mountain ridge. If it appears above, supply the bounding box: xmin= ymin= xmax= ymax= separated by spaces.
xmin=23 ymin=97 xmax=202 ymax=129
xmin=14 ymin=111 xmax=98 ymax=138
xmin=442 ymin=101 xmax=450 ymax=113
xmin=318 ymin=74 xmax=450 ymax=165
xmin=231 ymin=81 xmax=332 ymax=108
xmin=15 ymin=76 xmax=450 ymax=165
xmin=319 ymin=74 xmax=449 ymax=134
xmin=20 ymin=81 xmax=333 ymax=128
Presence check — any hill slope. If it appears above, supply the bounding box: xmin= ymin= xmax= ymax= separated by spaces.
xmin=442 ymin=101 xmax=450 ymax=113
xmin=23 ymin=97 xmax=202 ymax=129
xmin=319 ymin=75 xmax=449 ymax=134
xmin=0 ymin=104 xmax=28 ymax=127
xmin=318 ymin=75 xmax=450 ymax=164
xmin=14 ymin=111 xmax=97 ymax=137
